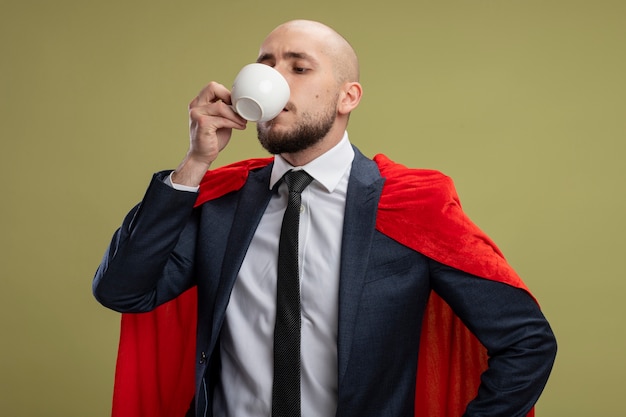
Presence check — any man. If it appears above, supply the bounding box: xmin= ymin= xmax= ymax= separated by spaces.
xmin=93 ymin=19 xmax=556 ymax=417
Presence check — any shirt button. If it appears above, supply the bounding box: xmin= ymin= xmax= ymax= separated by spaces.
xmin=300 ymin=204 xmax=305 ymax=213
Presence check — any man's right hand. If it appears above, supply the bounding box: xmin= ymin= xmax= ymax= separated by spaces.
xmin=172 ymin=82 xmax=248 ymax=187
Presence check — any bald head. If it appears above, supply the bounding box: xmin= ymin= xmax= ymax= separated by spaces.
xmin=263 ymin=20 xmax=360 ymax=84
xmin=254 ymin=20 xmax=363 ymax=163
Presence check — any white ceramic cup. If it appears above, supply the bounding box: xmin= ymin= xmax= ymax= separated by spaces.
xmin=231 ymin=63 xmax=290 ymax=122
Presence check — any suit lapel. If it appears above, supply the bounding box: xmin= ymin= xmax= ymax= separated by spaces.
xmin=210 ymin=164 xmax=275 ymax=345
xmin=337 ymin=150 xmax=385 ymax=384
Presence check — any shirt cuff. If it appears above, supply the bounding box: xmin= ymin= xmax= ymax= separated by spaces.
xmin=164 ymin=171 xmax=200 ymax=193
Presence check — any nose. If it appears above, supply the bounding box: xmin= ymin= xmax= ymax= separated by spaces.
xmin=271 ymin=62 xmax=292 ymax=84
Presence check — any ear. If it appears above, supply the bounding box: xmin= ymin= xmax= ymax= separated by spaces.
xmin=337 ymin=82 xmax=363 ymax=115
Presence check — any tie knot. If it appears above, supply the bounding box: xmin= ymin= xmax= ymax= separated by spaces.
xmin=284 ymin=170 xmax=313 ymax=194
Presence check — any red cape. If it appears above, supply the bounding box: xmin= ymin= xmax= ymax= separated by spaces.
xmin=112 ymin=155 xmax=534 ymax=417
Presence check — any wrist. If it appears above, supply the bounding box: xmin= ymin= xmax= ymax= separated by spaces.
xmin=171 ymin=156 xmax=212 ymax=187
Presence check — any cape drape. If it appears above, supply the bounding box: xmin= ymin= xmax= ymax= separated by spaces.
xmin=111 ymin=154 xmax=534 ymax=417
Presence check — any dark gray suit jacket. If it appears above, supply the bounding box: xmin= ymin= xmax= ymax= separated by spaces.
xmin=93 ymin=148 xmax=556 ymax=417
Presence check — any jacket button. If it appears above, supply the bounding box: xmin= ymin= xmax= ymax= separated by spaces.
xmin=199 ymin=352 xmax=207 ymax=364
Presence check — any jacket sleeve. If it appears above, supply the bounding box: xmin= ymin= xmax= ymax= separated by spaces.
xmin=92 ymin=171 xmax=200 ymax=313
xmin=429 ymin=260 xmax=557 ymax=417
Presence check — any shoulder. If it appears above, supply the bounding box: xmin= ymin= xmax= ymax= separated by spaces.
xmin=373 ymin=154 xmax=459 ymax=206
xmin=195 ymin=157 xmax=273 ymax=206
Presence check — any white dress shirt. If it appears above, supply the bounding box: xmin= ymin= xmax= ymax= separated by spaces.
xmin=170 ymin=132 xmax=355 ymax=417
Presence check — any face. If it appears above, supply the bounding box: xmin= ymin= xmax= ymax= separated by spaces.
xmin=256 ymin=97 xmax=337 ymax=154
xmin=254 ymin=25 xmax=343 ymax=155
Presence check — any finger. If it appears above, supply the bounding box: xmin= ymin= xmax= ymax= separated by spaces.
xmin=191 ymin=100 xmax=246 ymax=126
xmin=194 ymin=81 xmax=233 ymax=106
xmin=189 ymin=107 xmax=248 ymax=135
xmin=192 ymin=112 xmax=247 ymax=131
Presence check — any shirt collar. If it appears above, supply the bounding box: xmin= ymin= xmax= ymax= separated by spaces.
xmin=270 ymin=131 xmax=355 ymax=193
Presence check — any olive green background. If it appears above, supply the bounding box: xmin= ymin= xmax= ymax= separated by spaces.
xmin=2 ymin=0 xmax=624 ymax=416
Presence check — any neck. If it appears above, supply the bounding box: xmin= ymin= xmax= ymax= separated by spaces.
xmin=281 ymin=124 xmax=346 ymax=167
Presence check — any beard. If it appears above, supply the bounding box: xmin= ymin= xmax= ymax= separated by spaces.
xmin=257 ymin=101 xmax=337 ymax=155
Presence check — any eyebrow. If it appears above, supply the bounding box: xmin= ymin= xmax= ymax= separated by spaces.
xmin=256 ymin=51 xmax=319 ymax=64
